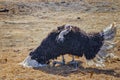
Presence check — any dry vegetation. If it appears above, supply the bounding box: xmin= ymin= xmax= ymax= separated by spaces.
xmin=0 ymin=0 xmax=120 ymax=80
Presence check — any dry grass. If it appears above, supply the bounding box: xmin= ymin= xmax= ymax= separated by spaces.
xmin=0 ymin=0 xmax=120 ymax=80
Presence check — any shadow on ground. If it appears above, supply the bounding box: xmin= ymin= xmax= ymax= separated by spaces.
xmin=33 ymin=61 xmax=120 ymax=78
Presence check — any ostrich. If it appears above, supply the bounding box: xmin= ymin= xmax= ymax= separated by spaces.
xmin=20 ymin=23 xmax=117 ymax=68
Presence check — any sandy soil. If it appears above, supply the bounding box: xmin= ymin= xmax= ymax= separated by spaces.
xmin=0 ymin=0 xmax=120 ymax=80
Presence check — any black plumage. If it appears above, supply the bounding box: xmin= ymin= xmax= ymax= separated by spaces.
xmin=29 ymin=25 xmax=104 ymax=65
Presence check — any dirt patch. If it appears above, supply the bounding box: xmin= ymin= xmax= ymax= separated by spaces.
xmin=0 ymin=0 xmax=120 ymax=15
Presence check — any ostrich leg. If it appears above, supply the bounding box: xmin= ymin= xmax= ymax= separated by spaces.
xmin=69 ymin=55 xmax=79 ymax=69
xmin=53 ymin=24 xmax=73 ymax=67
xmin=52 ymin=55 xmax=65 ymax=67
xmin=53 ymin=25 xmax=72 ymax=67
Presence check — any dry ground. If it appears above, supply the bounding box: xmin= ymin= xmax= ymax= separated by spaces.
xmin=0 ymin=0 xmax=120 ymax=80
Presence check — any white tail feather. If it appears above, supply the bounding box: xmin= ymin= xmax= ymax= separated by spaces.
xmin=103 ymin=22 xmax=117 ymax=40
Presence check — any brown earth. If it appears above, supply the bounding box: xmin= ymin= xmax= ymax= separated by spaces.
xmin=0 ymin=0 xmax=120 ymax=80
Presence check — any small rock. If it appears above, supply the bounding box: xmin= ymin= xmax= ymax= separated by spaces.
xmin=2 ymin=50 xmax=6 ymax=52
xmin=10 ymin=44 xmax=16 ymax=47
xmin=118 ymin=48 xmax=120 ymax=51
xmin=77 ymin=17 xmax=81 ymax=19
xmin=28 ymin=48 xmax=33 ymax=51
xmin=14 ymin=50 xmax=20 ymax=53
xmin=0 ymin=8 xmax=9 ymax=12
xmin=0 ymin=59 xmax=7 ymax=64
xmin=61 ymin=1 xmax=66 ymax=4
